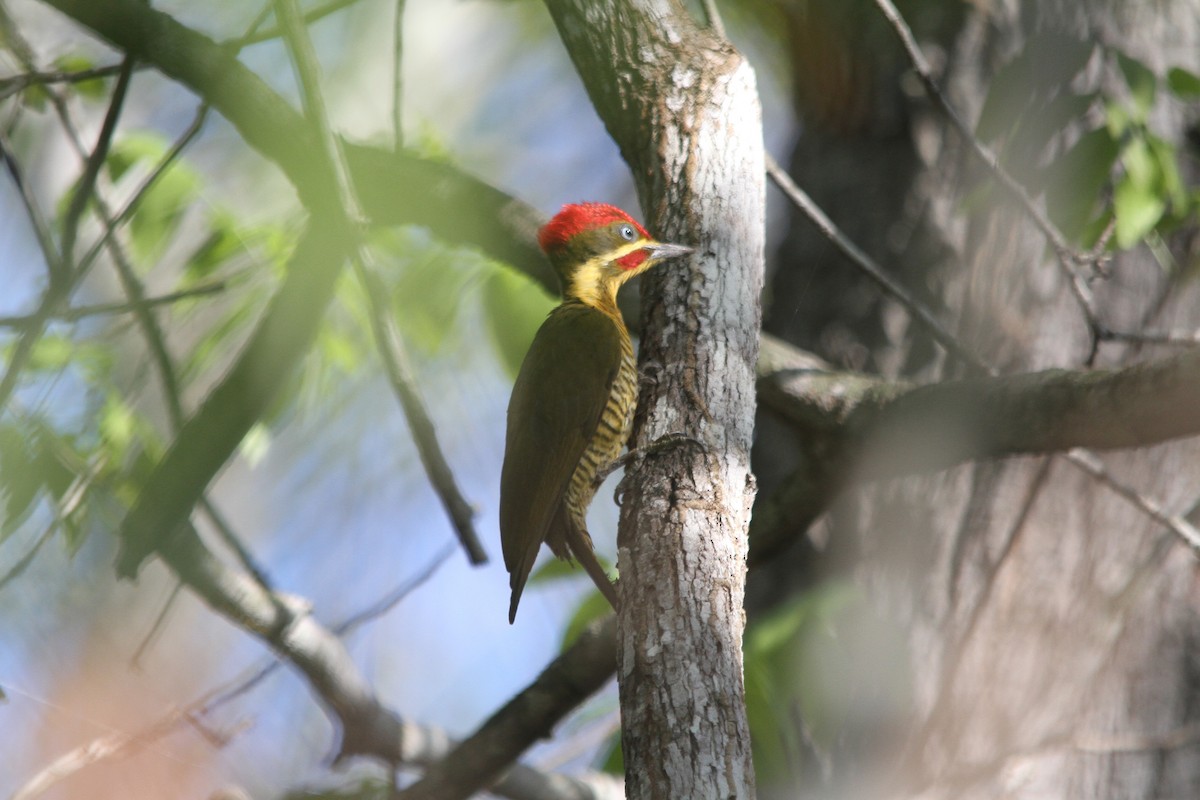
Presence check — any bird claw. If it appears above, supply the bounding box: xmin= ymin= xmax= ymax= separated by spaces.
xmin=638 ymin=361 xmax=664 ymax=390
xmin=610 ymin=432 xmax=707 ymax=506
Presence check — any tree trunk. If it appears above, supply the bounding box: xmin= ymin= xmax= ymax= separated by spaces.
xmin=544 ymin=1 xmax=765 ymax=797
xmin=766 ymin=1 xmax=1200 ymax=798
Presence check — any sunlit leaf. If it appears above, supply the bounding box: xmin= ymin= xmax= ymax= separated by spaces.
xmin=1104 ymin=100 xmax=1131 ymax=138
xmin=0 ymin=423 xmax=40 ymax=539
xmin=27 ymin=334 xmax=75 ymax=371
xmin=1043 ymin=127 xmax=1119 ymax=242
xmin=239 ymin=422 xmax=271 ymax=468
xmin=482 ymin=265 xmax=554 ymax=379
xmin=1146 ymin=133 xmax=1187 ymax=211
xmin=105 ymin=132 xmax=202 ymax=262
xmin=53 ymin=54 xmax=106 ymax=99
xmin=1167 ymin=66 xmax=1200 ymax=98
xmin=530 ymin=552 xmax=614 ymax=586
xmin=1116 ymin=51 xmax=1157 ymax=121
xmin=99 ymin=393 xmax=136 ymax=459
xmin=560 ymin=589 xmax=611 ymax=650
xmin=1122 ymin=136 xmax=1160 ymax=190
xmin=185 ymin=213 xmax=244 ymax=280
xmin=1113 ymin=175 xmax=1166 ymax=249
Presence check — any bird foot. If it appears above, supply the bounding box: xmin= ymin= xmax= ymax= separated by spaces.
xmin=609 ymin=432 xmax=707 ymax=506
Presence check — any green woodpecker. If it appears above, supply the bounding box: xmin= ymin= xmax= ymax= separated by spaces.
xmin=500 ymin=202 xmax=692 ymax=623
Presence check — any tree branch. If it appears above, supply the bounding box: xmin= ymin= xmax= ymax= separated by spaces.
xmin=397 ymin=616 xmax=619 ymax=800
xmin=755 ymin=343 xmax=1200 ymax=554
xmin=0 ymin=283 xmax=227 ymax=328
xmin=114 ymin=216 xmax=353 ymax=576
xmin=272 ymin=0 xmax=484 ymax=564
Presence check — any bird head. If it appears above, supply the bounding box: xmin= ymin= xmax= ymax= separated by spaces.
xmin=538 ymin=202 xmax=692 ymax=308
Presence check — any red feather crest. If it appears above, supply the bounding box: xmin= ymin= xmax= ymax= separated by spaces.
xmin=537 ymin=202 xmax=650 ymax=254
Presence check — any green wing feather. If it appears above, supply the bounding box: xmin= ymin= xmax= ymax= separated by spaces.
xmin=500 ymin=303 xmax=622 ymax=622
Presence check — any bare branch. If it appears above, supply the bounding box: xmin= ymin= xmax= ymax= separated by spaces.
xmin=228 ymin=0 xmax=370 ymax=48
xmin=59 ymin=56 xmax=134 ymax=268
xmin=871 ymin=0 xmax=1075 ymax=260
xmin=1064 ymin=448 xmax=1200 ymax=554
xmin=114 ymin=216 xmax=354 ymax=577
xmin=0 ymin=282 xmax=227 ymax=328
xmin=757 ymin=345 xmax=1200 ymax=554
xmin=273 ymin=0 xmax=485 ymax=564
xmin=1097 ymin=325 xmax=1200 ymax=347
xmin=766 ymin=154 xmax=986 ymax=371
xmin=359 ymin=267 xmax=487 ymax=563
xmin=396 ymin=615 xmax=618 ymax=800
xmin=0 ymin=63 xmax=125 ymax=101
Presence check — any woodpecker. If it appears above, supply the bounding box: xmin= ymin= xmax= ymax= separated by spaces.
xmin=500 ymin=202 xmax=692 ymax=623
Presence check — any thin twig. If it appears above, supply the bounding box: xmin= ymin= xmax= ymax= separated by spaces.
xmin=871 ymin=0 xmax=1074 ymax=260
xmin=0 ymin=57 xmax=133 ymax=415
xmin=0 ymin=64 xmax=126 ymax=101
xmin=1065 ymin=448 xmax=1200 ymax=554
xmin=393 ymin=0 xmax=406 ymax=153
xmin=273 ymin=0 xmax=486 ymax=564
xmin=781 ymin=3 xmax=1200 ymax=562
xmin=0 ymin=282 xmax=227 ymax=328
xmin=12 ymin=542 xmax=455 ymax=800
xmin=1096 ymin=326 xmax=1200 ymax=347
xmin=228 ymin=0 xmax=369 ymax=48
xmin=60 ymin=56 xmax=134 ymax=269
xmin=0 ymin=452 xmax=107 ymax=593
xmin=129 ymin=581 xmax=184 ymax=670
xmin=766 ymin=152 xmax=988 ymax=371
xmin=699 ymin=0 xmax=726 ymax=39
xmin=357 ymin=266 xmax=487 ymax=563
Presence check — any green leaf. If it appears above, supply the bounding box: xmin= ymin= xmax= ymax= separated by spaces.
xmin=371 ymin=229 xmax=479 ymax=355
xmin=1146 ymin=133 xmax=1187 ymax=211
xmin=599 ymin=732 xmax=623 ymax=775
xmin=529 ymin=551 xmax=614 ymax=585
xmin=105 ymin=133 xmax=202 ymax=262
xmin=0 ymin=424 xmax=41 ymax=539
xmin=560 ymin=590 xmax=612 ymax=650
xmin=185 ymin=214 xmax=244 ymax=280
xmin=1104 ymin=100 xmax=1131 ymax=139
xmin=128 ymin=165 xmax=199 ymax=262
xmin=99 ymin=394 xmax=136 ymax=459
xmin=1122 ymin=136 xmax=1160 ymax=190
xmin=1078 ymin=208 xmax=1115 ymax=251
xmin=53 ymin=54 xmax=106 ymax=99
xmin=1116 ymin=51 xmax=1157 ymax=121
xmin=1113 ymin=175 xmax=1166 ymax=249
xmin=1167 ymin=66 xmax=1200 ymax=98
xmin=482 ymin=265 xmax=554 ymax=379
xmin=21 ymin=83 xmax=48 ymax=111
xmin=1043 ymin=127 xmax=1120 ymax=242
xmin=27 ymin=335 xmax=75 ymax=371
xmin=239 ymin=423 xmax=271 ymax=468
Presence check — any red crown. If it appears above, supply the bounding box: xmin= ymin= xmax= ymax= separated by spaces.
xmin=538 ymin=202 xmax=650 ymax=253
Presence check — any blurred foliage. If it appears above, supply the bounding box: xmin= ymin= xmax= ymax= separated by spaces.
xmin=743 ymin=581 xmax=862 ymax=784
xmin=975 ymin=32 xmax=1200 ymax=252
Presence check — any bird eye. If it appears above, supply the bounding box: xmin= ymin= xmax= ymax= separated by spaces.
xmin=619 ymin=224 xmax=636 ymax=241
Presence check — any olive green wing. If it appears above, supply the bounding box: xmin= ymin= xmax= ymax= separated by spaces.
xmin=500 ymin=304 xmax=622 ymax=622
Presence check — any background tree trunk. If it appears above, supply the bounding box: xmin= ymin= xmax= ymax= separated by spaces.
xmin=763 ymin=1 xmax=1200 ymax=797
